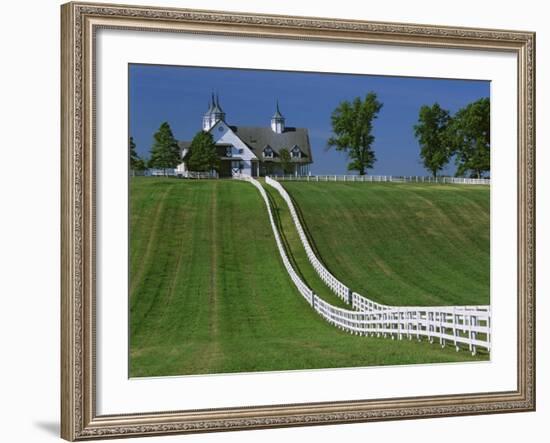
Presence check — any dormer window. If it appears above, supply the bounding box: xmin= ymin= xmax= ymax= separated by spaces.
xmin=291 ymin=146 xmax=301 ymax=159
xmin=225 ymin=147 xmax=232 ymax=157
xmin=263 ymin=147 xmax=274 ymax=158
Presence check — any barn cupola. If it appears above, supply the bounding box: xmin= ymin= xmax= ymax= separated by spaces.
xmin=202 ymin=95 xmax=215 ymax=130
xmin=202 ymin=93 xmax=226 ymax=131
xmin=211 ymin=93 xmax=225 ymax=123
xmin=271 ymin=101 xmax=285 ymax=134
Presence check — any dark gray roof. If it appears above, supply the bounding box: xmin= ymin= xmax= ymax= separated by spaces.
xmin=178 ymin=124 xmax=313 ymax=164
xmin=231 ymin=126 xmax=312 ymax=163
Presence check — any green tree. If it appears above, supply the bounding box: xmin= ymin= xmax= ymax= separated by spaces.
xmin=263 ymin=162 xmax=275 ymax=176
xmin=187 ymin=131 xmax=220 ymax=173
xmin=327 ymin=92 xmax=383 ymax=175
xmin=278 ymin=148 xmax=293 ymax=174
xmin=129 ymin=136 xmax=146 ymax=175
xmin=129 ymin=136 xmax=139 ymax=168
xmin=413 ymin=103 xmax=451 ymax=177
xmin=148 ymin=122 xmax=181 ymax=175
xmin=446 ymin=98 xmax=490 ymax=178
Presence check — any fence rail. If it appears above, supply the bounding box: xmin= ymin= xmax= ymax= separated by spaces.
xmin=314 ymin=297 xmax=490 ymax=352
xmin=272 ymin=174 xmax=490 ymax=185
xmin=131 ymin=169 xmax=218 ymax=178
xmin=264 ymin=176 xmax=491 ymax=354
xmin=177 ymin=171 xmax=217 ymax=179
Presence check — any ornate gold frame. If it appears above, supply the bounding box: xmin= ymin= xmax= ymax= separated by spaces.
xmin=61 ymin=2 xmax=536 ymax=440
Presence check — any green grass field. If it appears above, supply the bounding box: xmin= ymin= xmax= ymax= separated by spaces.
xmin=282 ymin=181 xmax=490 ymax=307
xmin=129 ymin=177 xmax=488 ymax=377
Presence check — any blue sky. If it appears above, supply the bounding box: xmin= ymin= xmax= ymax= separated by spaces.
xmin=129 ymin=64 xmax=489 ymax=175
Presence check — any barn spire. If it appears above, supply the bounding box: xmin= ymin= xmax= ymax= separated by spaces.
xmin=271 ymin=100 xmax=285 ymax=133
xmin=202 ymin=91 xmax=226 ymax=131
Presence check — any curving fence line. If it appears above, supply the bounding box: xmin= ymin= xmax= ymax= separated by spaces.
xmin=264 ymin=176 xmax=491 ymax=355
xmin=236 ymin=176 xmax=314 ymax=306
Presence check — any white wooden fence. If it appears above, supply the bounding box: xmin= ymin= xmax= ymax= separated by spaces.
xmin=264 ymin=176 xmax=491 ymax=355
xmin=138 ymin=169 xmax=217 ymax=178
xmin=177 ymin=171 xmax=217 ymax=179
xmin=237 ymin=176 xmax=314 ymax=307
xmin=148 ymin=168 xmax=177 ymax=176
xmin=273 ymin=174 xmax=490 ymax=185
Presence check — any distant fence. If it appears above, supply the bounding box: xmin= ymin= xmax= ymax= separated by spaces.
xmin=177 ymin=171 xmax=217 ymax=179
xmin=264 ymin=176 xmax=491 ymax=354
xmin=131 ymin=169 xmax=217 ymax=179
xmin=149 ymin=168 xmax=177 ymax=176
xmin=272 ymin=174 xmax=490 ymax=185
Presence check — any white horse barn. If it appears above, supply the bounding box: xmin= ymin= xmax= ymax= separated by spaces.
xmin=176 ymin=95 xmax=313 ymax=177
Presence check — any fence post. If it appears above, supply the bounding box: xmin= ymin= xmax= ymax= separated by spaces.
xmin=467 ymin=313 xmax=473 ymax=354
xmin=440 ymin=311 xmax=445 ymax=348
xmin=426 ymin=311 xmax=434 ymax=344
xmin=453 ymin=307 xmax=459 ymax=351
xmin=471 ymin=315 xmax=477 ymax=356
xmin=397 ymin=309 xmax=402 ymax=340
xmin=416 ymin=312 xmax=421 ymax=341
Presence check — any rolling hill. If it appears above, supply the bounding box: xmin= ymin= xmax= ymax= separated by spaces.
xmin=129 ymin=178 xmax=488 ymax=377
xmin=282 ymin=181 xmax=490 ymax=307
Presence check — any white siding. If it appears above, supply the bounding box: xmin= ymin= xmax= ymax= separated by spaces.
xmin=211 ymin=121 xmax=258 ymax=176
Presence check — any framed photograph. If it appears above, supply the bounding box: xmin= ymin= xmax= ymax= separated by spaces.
xmin=61 ymin=1 xmax=535 ymax=440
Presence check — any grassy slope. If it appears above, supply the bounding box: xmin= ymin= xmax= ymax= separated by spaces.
xmin=130 ymin=178 xmax=487 ymax=377
xmin=283 ymin=182 xmax=490 ymax=307
xmin=263 ymin=183 xmax=350 ymax=308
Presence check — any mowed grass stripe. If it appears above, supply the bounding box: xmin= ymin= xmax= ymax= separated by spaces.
xmin=129 ymin=181 xmax=172 ymax=299
xmin=283 ymin=182 xmax=490 ymax=307
xmin=130 ymin=179 xmax=214 ymax=374
xmin=130 ymin=178 xmax=487 ymax=377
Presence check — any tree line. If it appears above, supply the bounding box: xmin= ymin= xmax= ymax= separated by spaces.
xmin=130 ymin=93 xmax=489 ymax=178
xmin=129 ymin=122 xmax=181 ymax=174
xmin=327 ymin=93 xmax=490 ymax=178
xmin=414 ymin=98 xmax=490 ymax=178
xmin=130 ymin=123 xmax=220 ymax=175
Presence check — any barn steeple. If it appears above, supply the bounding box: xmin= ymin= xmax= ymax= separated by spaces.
xmin=271 ymin=100 xmax=285 ymax=134
xmin=202 ymin=92 xmax=226 ymax=131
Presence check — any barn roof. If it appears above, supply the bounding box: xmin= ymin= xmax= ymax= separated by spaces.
xmin=178 ymin=124 xmax=313 ymax=164
xmin=230 ymin=125 xmax=312 ymax=163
